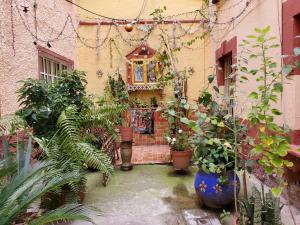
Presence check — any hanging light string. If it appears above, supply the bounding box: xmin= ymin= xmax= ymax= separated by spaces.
xmin=10 ymin=0 xmax=16 ymax=55
xmin=12 ymin=0 xmax=255 ymax=52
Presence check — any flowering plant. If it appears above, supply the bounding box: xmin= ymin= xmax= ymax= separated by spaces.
xmin=166 ymin=130 xmax=190 ymax=151
xmin=158 ymin=99 xmax=192 ymax=151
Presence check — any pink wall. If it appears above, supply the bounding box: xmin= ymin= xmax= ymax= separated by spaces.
xmin=210 ymin=0 xmax=300 ymax=135
xmin=0 ymin=0 xmax=78 ymax=116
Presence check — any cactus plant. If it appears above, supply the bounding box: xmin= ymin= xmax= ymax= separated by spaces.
xmin=238 ymin=186 xmax=282 ymax=225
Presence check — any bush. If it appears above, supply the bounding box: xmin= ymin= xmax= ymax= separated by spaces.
xmin=17 ymin=70 xmax=89 ymax=138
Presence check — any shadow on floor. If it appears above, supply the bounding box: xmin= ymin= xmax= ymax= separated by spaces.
xmin=162 ymin=183 xmax=202 ymax=212
xmin=167 ymin=169 xmax=194 ymax=178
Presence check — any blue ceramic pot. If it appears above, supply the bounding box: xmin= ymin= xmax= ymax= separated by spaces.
xmin=194 ymin=170 xmax=240 ymax=209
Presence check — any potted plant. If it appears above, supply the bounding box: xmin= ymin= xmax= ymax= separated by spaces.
xmin=119 ymin=110 xmax=133 ymax=142
xmin=166 ymin=131 xmax=192 ymax=171
xmin=107 ymin=70 xmax=133 ymax=142
xmin=150 ymin=96 xmax=158 ymax=108
xmin=238 ymin=186 xmax=282 ymax=225
xmin=160 ymin=99 xmax=192 ymax=171
xmin=183 ymin=76 xmax=246 ymax=209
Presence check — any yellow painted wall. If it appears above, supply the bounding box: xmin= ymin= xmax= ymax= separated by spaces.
xmin=77 ymin=0 xmax=211 ymax=105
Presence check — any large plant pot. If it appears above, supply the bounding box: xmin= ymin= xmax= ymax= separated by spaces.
xmin=194 ymin=170 xmax=240 ymax=209
xmin=171 ymin=149 xmax=192 ymax=171
xmin=121 ymin=141 xmax=133 ymax=171
xmin=120 ymin=127 xmax=133 ymax=142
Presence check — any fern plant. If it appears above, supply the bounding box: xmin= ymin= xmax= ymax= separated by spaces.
xmin=37 ymin=104 xmax=123 ymax=195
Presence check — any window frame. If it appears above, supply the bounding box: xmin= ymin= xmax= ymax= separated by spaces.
xmin=215 ymin=36 xmax=237 ymax=86
xmin=37 ymin=46 xmax=74 ymax=82
xmin=282 ymin=0 xmax=300 ymax=75
xmin=131 ymin=59 xmax=159 ymax=85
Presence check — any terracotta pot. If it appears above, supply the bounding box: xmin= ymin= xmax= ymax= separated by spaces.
xmin=79 ymin=187 xmax=85 ymax=203
xmin=120 ymin=141 xmax=133 ymax=171
xmin=232 ymin=214 xmax=238 ymax=225
xmin=120 ymin=127 xmax=133 ymax=142
xmin=171 ymin=149 xmax=192 ymax=171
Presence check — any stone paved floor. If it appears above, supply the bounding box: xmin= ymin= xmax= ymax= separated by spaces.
xmin=69 ymin=165 xmax=221 ymax=225
xmin=67 ymin=165 xmax=300 ymax=225
xmin=116 ymin=145 xmax=171 ymax=165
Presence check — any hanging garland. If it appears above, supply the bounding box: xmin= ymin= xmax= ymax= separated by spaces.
xmin=10 ymin=0 xmax=16 ymax=55
xmin=96 ymin=22 xmax=101 ymax=59
xmin=11 ymin=0 xmax=255 ymax=58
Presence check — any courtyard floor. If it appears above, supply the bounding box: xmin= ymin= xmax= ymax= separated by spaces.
xmin=70 ymin=165 xmax=222 ymax=225
xmin=69 ymin=160 xmax=300 ymax=225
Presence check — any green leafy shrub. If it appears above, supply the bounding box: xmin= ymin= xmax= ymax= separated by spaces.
xmin=180 ymin=74 xmax=246 ymax=175
xmin=17 ymin=70 xmax=89 ymax=138
xmin=107 ymin=70 xmax=129 ymax=104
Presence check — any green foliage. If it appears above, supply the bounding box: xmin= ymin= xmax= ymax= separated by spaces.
xmin=240 ymin=27 xmax=293 ymax=196
xmin=0 ymin=115 xmax=32 ymax=173
xmin=150 ymin=6 xmax=167 ymax=23
xmin=0 ymin=114 xmax=27 ymax=136
xmin=17 ymin=70 xmax=89 ymax=138
xmin=166 ymin=132 xmax=190 ymax=151
xmin=238 ymin=187 xmax=282 ymax=225
xmin=37 ymin=105 xmax=115 ymax=192
xmin=0 ymin=159 xmax=96 ymax=225
xmin=107 ymin=70 xmax=129 ymax=104
xmin=184 ymin=76 xmax=246 ymax=174
xmin=0 ymin=116 xmax=96 ymax=224
xmin=159 ymin=99 xmax=192 ymax=151
xmin=130 ymin=98 xmax=149 ymax=108
xmin=150 ymin=96 xmax=158 ymax=107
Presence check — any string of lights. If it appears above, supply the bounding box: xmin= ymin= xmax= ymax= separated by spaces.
xmin=11 ymin=0 xmax=255 ymax=57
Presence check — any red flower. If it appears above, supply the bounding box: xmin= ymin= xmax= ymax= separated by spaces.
xmin=213 ymin=184 xmax=222 ymax=193
xmin=199 ymin=181 xmax=207 ymax=192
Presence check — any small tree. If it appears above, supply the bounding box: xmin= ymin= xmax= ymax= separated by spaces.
xmin=239 ymin=26 xmax=293 ymax=196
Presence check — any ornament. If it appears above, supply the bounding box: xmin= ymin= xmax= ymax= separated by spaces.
xmin=22 ymin=6 xmax=29 ymax=13
xmin=96 ymin=69 xmax=104 ymax=78
xmin=125 ymin=23 xmax=133 ymax=32
xmin=47 ymin=41 xmax=52 ymax=48
xmin=187 ymin=67 xmax=195 ymax=75
xmin=137 ymin=24 xmax=153 ymax=32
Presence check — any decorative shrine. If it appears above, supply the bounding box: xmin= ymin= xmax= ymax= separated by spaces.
xmin=126 ymin=44 xmax=162 ymax=91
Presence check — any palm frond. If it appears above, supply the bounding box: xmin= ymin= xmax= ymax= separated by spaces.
xmin=29 ymin=204 xmax=98 ymax=225
xmin=54 ymin=105 xmax=115 ymax=177
xmin=0 ymin=114 xmax=27 ymax=136
xmin=77 ymin=142 xmax=114 ymax=176
xmin=0 ymin=158 xmax=17 ymax=180
xmin=0 ymin=161 xmax=81 ymax=225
